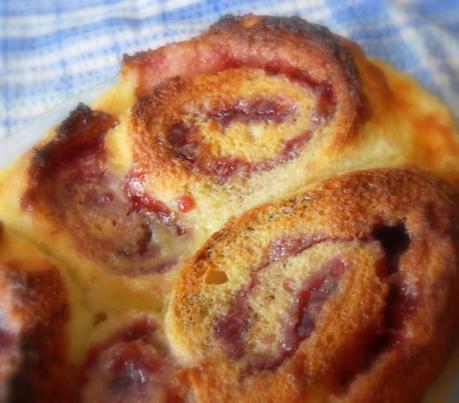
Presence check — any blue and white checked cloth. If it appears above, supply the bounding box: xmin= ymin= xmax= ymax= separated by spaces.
xmin=1 ymin=0 xmax=459 ymax=139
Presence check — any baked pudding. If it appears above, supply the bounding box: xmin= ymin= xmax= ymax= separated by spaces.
xmin=0 ymin=14 xmax=458 ymax=402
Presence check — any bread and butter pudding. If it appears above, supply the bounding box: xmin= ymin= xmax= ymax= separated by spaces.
xmin=0 ymin=14 xmax=458 ymax=402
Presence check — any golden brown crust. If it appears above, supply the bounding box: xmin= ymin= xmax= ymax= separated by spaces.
xmin=125 ymin=15 xmax=364 ymax=115
xmin=23 ymin=104 xmax=191 ymax=276
xmin=129 ymin=14 xmax=367 ymax=181
xmin=167 ymin=168 xmax=459 ymax=403
xmin=0 ymin=227 xmax=70 ymax=403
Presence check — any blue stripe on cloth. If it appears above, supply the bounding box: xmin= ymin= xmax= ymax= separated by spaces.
xmin=0 ymin=0 xmax=125 ymax=16
xmin=1 ymin=0 xmax=11 ymax=135
xmin=1 ymin=0 xmax=459 ymax=138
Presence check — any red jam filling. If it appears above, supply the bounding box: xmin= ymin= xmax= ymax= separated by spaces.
xmin=0 ymin=329 xmax=15 ymax=352
xmin=82 ymin=318 xmax=182 ymax=403
xmin=247 ymin=257 xmax=346 ymax=372
xmin=207 ymin=98 xmax=295 ymax=129
xmin=214 ymin=225 xmax=417 ymax=377
xmin=124 ymin=171 xmax=187 ymax=239
xmin=85 ymin=319 xmax=156 ymax=370
xmin=25 ymin=105 xmax=187 ymax=275
xmin=282 ymin=257 xmax=346 ymax=353
xmin=107 ymin=343 xmax=164 ymax=401
xmin=265 ymin=62 xmax=337 ymax=125
xmin=204 ymin=157 xmax=252 ymax=181
xmin=162 ymin=64 xmax=337 ymax=184
xmin=23 ymin=104 xmax=116 ymax=210
xmin=214 ymin=235 xmax=333 ymax=367
xmin=213 ymin=299 xmax=250 ymax=360
xmin=166 ymin=122 xmax=200 ymax=170
xmin=176 ymin=195 xmax=195 ymax=213
xmin=125 ymin=172 xmax=176 ymax=228
xmin=333 ymin=223 xmax=414 ymax=392
xmin=267 ymin=235 xmax=325 ymax=263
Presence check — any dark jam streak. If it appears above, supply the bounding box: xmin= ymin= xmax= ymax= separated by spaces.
xmin=166 ymin=124 xmax=313 ymax=184
xmin=82 ymin=318 xmax=183 ymax=403
xmin=215 ymin=224 xmax=416 ymax=379
xmin=372 ymin=223 xmax=415 ymax=346
xmin=164 ymin=65 xmax=337 ymax=184
xmin=372 ymin=223 xmax=410 ymax=276
xmin=283 ymin=257 xmax=345 ymax=353
xmin=208 ymin=98 xmax=295 ymax=129
xmin=248 ymin=257 xmax=346 ymax=372
xmin=267 ymin=236 xmax=325 ymax=262
xmin=125 ymin=172 xmax=175 ymax=227
xmin=214 ymin=300 xmax=250 ymax=360
xmin=107 ymin=343 xmax=163 ymax=401
xmin=125 ymin=172 xmax=186 ymax=238
xmin=0 ymin=328 xmax=15 ymax=352
xmin=333 ymin=223 xmax=413 ymax=392
xmin=166 ymin=122 xmax=200 ymax=170
xmin=265 ymin=62 xmax=337 ymax=125
xmin=24 ymin=105 xmax=184 ymax=275
xmin=214 ymin=235 xmax=330 ymax=366
xmin=23 ymin=103 xmax=117 ymax=210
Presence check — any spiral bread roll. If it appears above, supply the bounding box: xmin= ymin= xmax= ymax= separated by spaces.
xmin=167 ymin=168 xmax=459 ymax=403
xmin=79 ymin=313 xmax=187 ymax=403
xmin=0 ymin=14 xmax=458 ymax=402
xmin=0 ymin=223 xmax=70 ymax=403
xmin=117 ymin=13 xmax=459 ymax=241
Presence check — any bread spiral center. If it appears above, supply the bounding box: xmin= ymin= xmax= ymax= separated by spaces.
xmin=134 ymin=67 xmax=337 ymax=183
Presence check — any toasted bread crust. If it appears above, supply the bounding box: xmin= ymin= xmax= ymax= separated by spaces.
xmin=0 ymin=227 xmax=70 ymax=403
xmin=168 ymin=168 xmax=459 ymax=403
xmin=129 ymin=14 xmax=366 ymax=181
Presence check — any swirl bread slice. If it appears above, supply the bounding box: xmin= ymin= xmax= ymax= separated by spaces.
xmin=167 ymin=168 xmax=459 ymax=403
